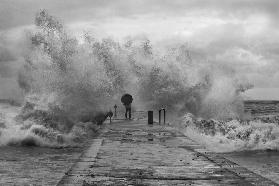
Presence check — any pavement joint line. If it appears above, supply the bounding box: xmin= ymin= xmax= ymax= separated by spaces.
xmin=55 ymin=124 xmax=108 ymax=185
xmin=56 ymin=138 xmax=103 ymax=186
xmin=65 ymin=174 xmax=236 ymax=181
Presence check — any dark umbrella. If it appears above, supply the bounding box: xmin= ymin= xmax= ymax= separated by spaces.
xmin=121 ymin=94 xmax=133 ymax=105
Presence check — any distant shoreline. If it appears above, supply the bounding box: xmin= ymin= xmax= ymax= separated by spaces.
xmin=244 ymin=100 xmax=279 ymax=104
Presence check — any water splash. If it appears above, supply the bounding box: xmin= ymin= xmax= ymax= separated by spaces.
xmin=178 ymin=113 xmax=279 ymax=152
xmin=0 ymin=100 xmax=99 ymax=147
xmin=1 ymin=10 xmax=254 ymax=147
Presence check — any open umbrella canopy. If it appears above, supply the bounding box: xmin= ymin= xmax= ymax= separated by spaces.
xmin=121 ymin=94 xmax=133 ymax=105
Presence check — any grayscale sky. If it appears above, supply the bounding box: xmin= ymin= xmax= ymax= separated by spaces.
xmin=1 ymin=0 xmax=279 ymax=99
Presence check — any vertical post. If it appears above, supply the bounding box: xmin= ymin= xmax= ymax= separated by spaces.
xmin=114 ymin=104 xmax=117 ymax=118
xmin=108 ymin=110 xmax=113 ymax=124
xmin=159 ymin=109 xmax=161 ymax=124
xmin=163 ymin=109 xmax=166 ymax=124
xmin=148 ymin=111 xmax=153 ymax=125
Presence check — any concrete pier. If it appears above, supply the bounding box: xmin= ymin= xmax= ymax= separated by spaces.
xmin=57 ymin=120 xmax=278 ymax=186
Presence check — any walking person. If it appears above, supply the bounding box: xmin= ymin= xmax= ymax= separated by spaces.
xmin=121 ymin=94 xmax=133 ymax=120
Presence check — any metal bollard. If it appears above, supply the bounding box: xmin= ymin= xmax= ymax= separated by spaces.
xmin=163 ymin=108 xmax=166 ymax=124
xmin=159 ymin=109 xmax=161 ymax=124
xmin=148 ymin=111 xmax=153 ymax=125
xmin=159 ymin=108 xmax=166 ymax=124
xmin=114 ymin=104 xmax=117 ymax=118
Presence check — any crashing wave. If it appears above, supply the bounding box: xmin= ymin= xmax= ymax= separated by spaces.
xmin=0 ymin=97 xmax=101 ymax=147
xmin=179 ymin=113 xmax=279 ymax=152
xmin=1 ymin=10 xmax=256 ymax=148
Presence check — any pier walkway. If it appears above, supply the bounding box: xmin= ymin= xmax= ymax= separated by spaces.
xmin=57 ymin=119 xmax=278 ymax=186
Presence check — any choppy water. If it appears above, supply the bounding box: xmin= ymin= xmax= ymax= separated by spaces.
xmin=0 ymin=104 xmax=145 ymax=184
xmin=244 ymin=100 xmax=279 ymax=117
xmin=0 ymin=103 xmax=87 ymax=185
xmin=178 ymin=101 xmax=279 ymax=184
xmin=222 ymin=101 xmax=279 ymax=183
xmin=0 ymin=146 xmax=83 ymax=185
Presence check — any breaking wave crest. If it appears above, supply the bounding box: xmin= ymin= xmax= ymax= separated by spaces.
xmin=0 ymin=100 xmax=100 ymax=147
xmin=0 ymin=10 xmax=255 ymax=147
xmin=178 ymin=113 xmax=279 ymax=152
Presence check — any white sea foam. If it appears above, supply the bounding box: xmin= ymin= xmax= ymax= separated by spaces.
xmin=0 ymin=102 xmax=98 ymax=147
xmin=0 ymin=10 xmax=256 ymax=147
xmin=178 ymin=113 xmax=279 ymax=152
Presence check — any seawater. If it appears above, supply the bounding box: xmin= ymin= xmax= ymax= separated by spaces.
xmin=0 ymin=146 xmax=83 ymax=185
xmin=178 ymin=101 xmax=279 ymax=184
xmin=0 ymin=103 xmax=86 ymax=185
xmin=223 ymin=100 xmax=279 ymax=183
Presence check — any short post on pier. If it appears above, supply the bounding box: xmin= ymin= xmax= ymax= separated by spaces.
xmin=148 ymin=111 xmax=153 ymax=125
xmin=163 ymin=108 xmax=166 ymax=124
xmin=159 ymin=108 xmax=166 ymax=124
xmin=114 ymin=104 xmax=117 ymax=118
xmin=159 ymin=109 xmax=161 ymax=124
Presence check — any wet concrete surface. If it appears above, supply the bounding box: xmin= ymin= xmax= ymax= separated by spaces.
xmin=223 ymin=150 xmax=279 ymax=184
xmin=58 ymin=120 xmax=278 ymax=186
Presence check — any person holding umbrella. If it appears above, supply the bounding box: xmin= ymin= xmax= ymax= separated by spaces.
xmin=121 ymin=93 xmax=133 ymax=120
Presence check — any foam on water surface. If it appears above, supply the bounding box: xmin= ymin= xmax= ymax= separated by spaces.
xmin=178 ymin=113 xmax=279 ymax=153
xmin=0 ymin=102 xmax=98 ymax=147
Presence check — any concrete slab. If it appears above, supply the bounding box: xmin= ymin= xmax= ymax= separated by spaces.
xmin=57 ymin=120 xmax=278 ymax=186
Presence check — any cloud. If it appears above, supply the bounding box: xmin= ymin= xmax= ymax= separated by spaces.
xmin=0 ymin=32 xmax=26 ymax=78
xmin=0 ymin=46 xmax=20 ymax=78
xmin=1 ymin=0 xmax=279 ymax=100
xmin=1 ymin=0 xmax=279 ymax=30
xmin=0 ymin=46 xmax=16 ymax=63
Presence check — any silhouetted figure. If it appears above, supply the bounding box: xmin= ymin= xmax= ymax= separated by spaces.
xmin=121 ymin=94 xmax=133 ymax=119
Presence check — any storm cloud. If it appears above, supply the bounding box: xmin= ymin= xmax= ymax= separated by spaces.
xmin=1 ymin=0 xmax=279 ymax=30
xmin=1 ymin=0 xmax=279 ymax=99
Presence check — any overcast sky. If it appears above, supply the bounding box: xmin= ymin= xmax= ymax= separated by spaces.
xmin=1 ymin=0 xmax=279 ymax=99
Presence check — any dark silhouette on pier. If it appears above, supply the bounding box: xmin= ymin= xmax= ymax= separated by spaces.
xmin=121 ymin=94 xmax=133 ymax=119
